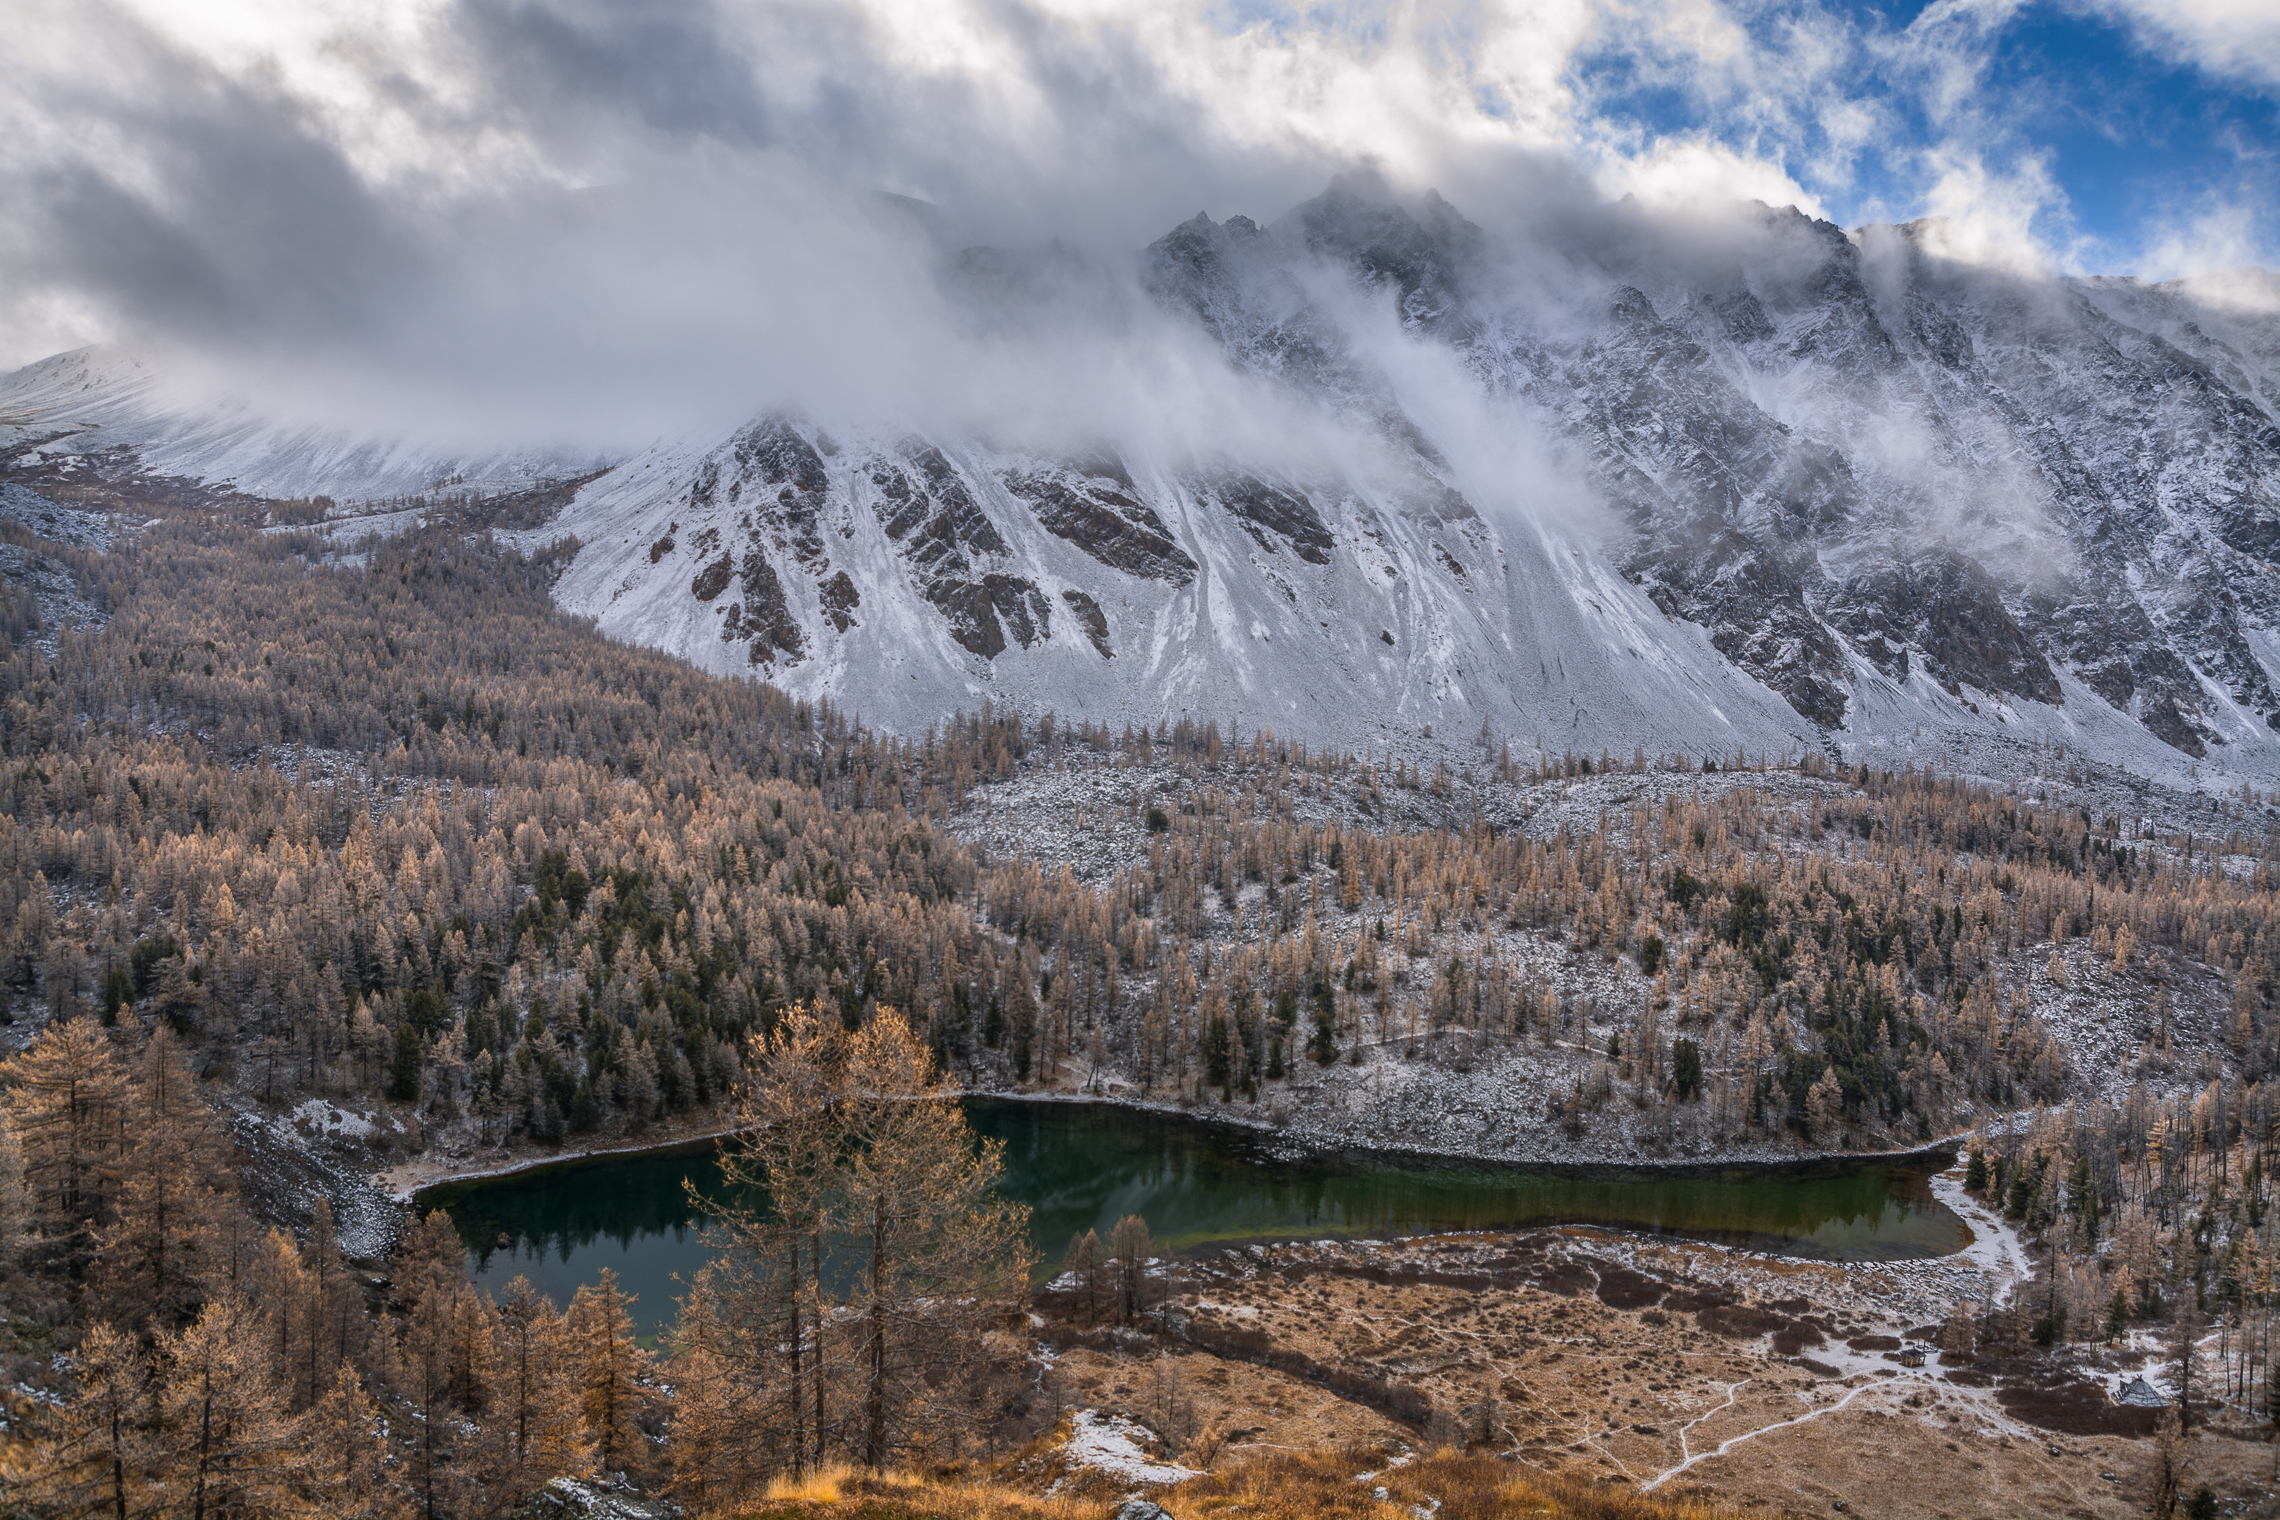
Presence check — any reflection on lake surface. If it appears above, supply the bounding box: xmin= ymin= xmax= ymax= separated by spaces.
xmin=431 ymin=1099 xmax=1964 ymax=1340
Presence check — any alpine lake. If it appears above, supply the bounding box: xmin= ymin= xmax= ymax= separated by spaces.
xmin=427 ymin=1099 xmax=1968 ymax=1342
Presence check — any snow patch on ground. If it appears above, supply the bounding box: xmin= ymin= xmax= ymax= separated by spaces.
xmin=226 ymin=1102 xmax=405 ymax=1260
xmin=0 ymin=488 xmax=112 ymax=649
xmin=290 ymin=1099 xmax=379 ymax=1139
xmin=1055 ymin=1411 xmax=1201 ymax=1489
xmin=1926 ymin=1168 xmax=2032 ymax=1306
xmin=518 ymin=1474 xmax=678 ymax=1518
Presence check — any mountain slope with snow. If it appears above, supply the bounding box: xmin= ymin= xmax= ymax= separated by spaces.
xmin=4 ymin=184 xmax=2276 ymax=785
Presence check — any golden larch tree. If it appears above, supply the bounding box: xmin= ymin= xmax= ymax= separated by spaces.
xmin=567 ymin=1267 xmax=649 ymax=1476
xmin=833 ymin=1008 xmax=1033 ymax=1469
xmin=152 ymin=1295 xmax=303 ymax=1520
xmin=4 ymin=1017 xmax=129 ymax=1261
xmin=490 ymin=1274 xmax=590 ymax=1497
xmin=20 ymin=1321 xmax=150 ymax=1519
xmin=93 ymin=1026 xmax=237 ymax=1327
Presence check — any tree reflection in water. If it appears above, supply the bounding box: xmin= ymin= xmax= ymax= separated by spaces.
xmin=431 ymin=1100 xmax=1964 ymax=1341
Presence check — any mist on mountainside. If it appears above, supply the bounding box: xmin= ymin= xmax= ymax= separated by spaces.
xmin=9 ymin=167 xmax=2280 ymax=787
xmin=5 ymin=1 xmax=2279 ymax=785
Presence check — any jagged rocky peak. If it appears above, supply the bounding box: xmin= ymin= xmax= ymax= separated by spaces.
xmin=1145 ymin=174 xmax=1483 ymax=341
xmin=1275 ymin=175 xmax=1481 ymax=329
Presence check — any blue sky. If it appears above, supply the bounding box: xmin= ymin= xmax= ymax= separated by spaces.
xmin=1566 ymin=0 xmax=2277 ymax=273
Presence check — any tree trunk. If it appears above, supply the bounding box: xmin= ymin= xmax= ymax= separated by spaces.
xmin=193 ymin=1370 xmax=214 ymax=1520
xmin=423 ymin=1357 xmax=440 ymax=1520
xmin=515 ymin=1330 xmax=531 ymax=1460
xmin=811 ymin=1225 xmax=827 ymax=1473
xmin=785 ymin=1234 xmax=805 ymax=1476
xmin=108 ymin=1403 xmax=126 ymax=1520
xmin=864 ymin=1192 xmax=887 ymax=1469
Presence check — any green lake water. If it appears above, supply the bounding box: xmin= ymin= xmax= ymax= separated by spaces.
xmin=429 ymin=1100 xmax=1965 ymax=1341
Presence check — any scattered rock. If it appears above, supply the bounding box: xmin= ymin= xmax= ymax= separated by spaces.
xmin=514 ymin=1474 xmax=678 ymax=1519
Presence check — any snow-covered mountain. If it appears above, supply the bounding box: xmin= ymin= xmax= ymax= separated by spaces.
xmin=5 ymin=181 xmax=2278 ymax=784
xmin=0 ymin=348 xmax=603 ymax=503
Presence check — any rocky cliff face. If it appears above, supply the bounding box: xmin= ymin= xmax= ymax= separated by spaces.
xmin=1490 ymin=208 xmax=2280 ymax=764
xmin=5 ymin=186 xmax=2276 ymax=783
xmin=1129 ymin=183 xmax=2280 ymax=771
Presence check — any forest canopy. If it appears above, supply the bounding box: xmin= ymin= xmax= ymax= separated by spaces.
xmin=0 ymin=506 xmax=2273 ymax=1510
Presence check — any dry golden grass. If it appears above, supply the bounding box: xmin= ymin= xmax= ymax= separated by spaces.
xmin=1167 ymin=1448 xmax=1744 ymax=1520
xmin=705 ymin=1446 xmax=1752 ymax=1520
xmin=762 ymin=1467 xmax=850 ymax=1504
xmin=715 ymin=1464 xmax=1105 ymax=1520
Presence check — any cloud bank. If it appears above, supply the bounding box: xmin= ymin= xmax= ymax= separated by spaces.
xmin=0 ymin=0 xmax=2270 ymax=452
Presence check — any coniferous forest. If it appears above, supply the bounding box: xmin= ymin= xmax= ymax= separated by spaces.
xmin=0 ymin=505 xmax=2275 ymax=1514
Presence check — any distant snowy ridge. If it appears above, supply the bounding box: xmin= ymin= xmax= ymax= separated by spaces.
xmin=0 ymin=348 xmax=606 ymax=505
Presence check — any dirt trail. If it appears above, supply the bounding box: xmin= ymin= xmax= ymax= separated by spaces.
xmin=1642 ymin=1378 xmax=1882 ymax=1491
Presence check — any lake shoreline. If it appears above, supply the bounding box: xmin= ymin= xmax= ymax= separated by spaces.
xmin=395 ymin=1086 xmax=1968 ymax=1210
xmin=437 ymin=1097 xmax=1979 ymax=1350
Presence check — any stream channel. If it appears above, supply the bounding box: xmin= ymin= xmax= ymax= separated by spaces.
xmin=428 ymin=1099 xmax=1967 ymax=1341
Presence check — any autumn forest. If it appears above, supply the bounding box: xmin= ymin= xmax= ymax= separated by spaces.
xmin=0 ymin=505 xmax=2273 ymax=1514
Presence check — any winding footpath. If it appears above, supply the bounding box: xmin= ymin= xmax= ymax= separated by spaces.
xmin=1641 ymin=1381 xmax=1883 ymax=1491
xmin=1639 ymin=1163 xmax=2035 ymax=1495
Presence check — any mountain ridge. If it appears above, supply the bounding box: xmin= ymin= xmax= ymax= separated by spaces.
xmin=4 ymin=182 xmax=2277 ymax=788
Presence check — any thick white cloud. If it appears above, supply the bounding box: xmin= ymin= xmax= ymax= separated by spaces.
xmin=1594 ymin=135 xmax=1825 ymax=216
xmin=2140 ymin=201 xmax=2280 ymax=287
xmin=2095 ymin=0 xmax=2280 ymax=90
xmin=1912 ymin=148 xmax=2074 ymax=272
xmin=0 ymin=0 xmax=1637 ymax=400
xmin=0 ymin=0 xmax=2266 ymax=416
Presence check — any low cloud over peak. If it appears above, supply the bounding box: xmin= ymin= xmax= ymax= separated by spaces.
xmin=0 ymin=0 xmax=2269 ymax=452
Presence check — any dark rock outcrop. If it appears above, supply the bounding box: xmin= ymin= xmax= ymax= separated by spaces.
xmin=1202 ymin=473 xmax=1334 ymax=563
xmin=725 ymin=545 xmax=802 ymax=666
xmin=1825 ymin=553 xmax=2061 ymax=705
xmin=1060 ymin=587 xmax=1112 ymax=656
xmin=1004 ymin=461 xmax=1197 ymax=585
xmin=819 ymin=570 xmax=860 ymax=632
